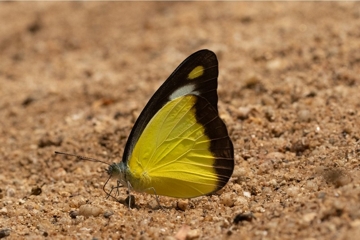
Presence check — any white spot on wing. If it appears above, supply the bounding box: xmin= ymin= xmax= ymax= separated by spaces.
xmin=169 ymin=84 xmax=200 ymax=100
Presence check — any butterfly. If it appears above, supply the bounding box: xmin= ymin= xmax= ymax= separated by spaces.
xmin=107 ymin=49 xmax=234 ymax=199
xmin=56 ymin=49 xmax=234 ymax=201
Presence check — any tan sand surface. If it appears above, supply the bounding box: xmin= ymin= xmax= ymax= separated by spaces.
xmin=1 ymin=2 xmax=359 ymax=239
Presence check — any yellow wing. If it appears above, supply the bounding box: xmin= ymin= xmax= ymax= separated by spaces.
xmin=127 ymin=95 xmax=233 ymax=198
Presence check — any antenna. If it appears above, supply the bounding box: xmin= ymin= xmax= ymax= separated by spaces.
xmin=54 ymin=151 xmax=110 ymax=166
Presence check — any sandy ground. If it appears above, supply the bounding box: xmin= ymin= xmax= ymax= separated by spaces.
xmin=1 ymin=2 xmax=360 ymax=240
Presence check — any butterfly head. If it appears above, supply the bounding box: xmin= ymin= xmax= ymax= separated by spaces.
xmin=106 ymin=162 xmax=128 ymax=186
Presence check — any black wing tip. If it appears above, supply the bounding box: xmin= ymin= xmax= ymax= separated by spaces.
xmin=189 ymin=49 xmax=217 ymax=59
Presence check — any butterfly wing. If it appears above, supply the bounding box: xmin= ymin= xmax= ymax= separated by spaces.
xmin=123 ymin=50 xmax=234 ymax=198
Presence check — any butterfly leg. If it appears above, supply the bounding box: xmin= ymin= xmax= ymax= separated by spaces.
xmin=102 ymin=176 xmax=123 ymax=201
xmin=115 ymin=180 xmax=122 ymax=197
xmin=126 ymin=181 xmax=134 ymax=208
xmin=144 ymin=187 xmax=163 ymax=210
xmin=105 ymin=181 xmax=121 ymax=199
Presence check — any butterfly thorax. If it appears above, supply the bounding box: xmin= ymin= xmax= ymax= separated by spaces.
xmin=107 ymin=161 xmax=150 ymax=192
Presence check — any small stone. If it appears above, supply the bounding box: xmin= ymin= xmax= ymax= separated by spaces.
xmin=244 ymin=74 xmax=260 ymax=87
xmin=233 ymin=212 xmax=255 ymax=224
xmin=317 ymin=192 xmax=326 ymax=199
xmin=254 ymin=206 xmax=265 ymax=213
xmin=54 ymin=168 xmax=67 ymax=178
xmin=232 ymin=167 xmax=246 ymax=178
xmin=302 ymin=212 xmax=317 ymax=223
xmin=0 ymin=228 xmax=11 ymax=238
xmin=69 ymin=210 xmax=78 ymax=219
xmin=243 ymin=191 xmax=251 ymax=198
xmin=265 ymin=152 xmax=285 ymax=161
xmin=30 ymin=186 xmax=42 ymax=196
xmin=266 ymin=58 xmax=283 ymax=70
xmin=164 ymin=236 xmax=177 ymax=240
xmin=262 ymin=187 xmax=272 ymax=195
xmin=147 ymin=199 xmax=158 ymax=209
xmin=286 ymin=186 xmax=300 ymax=197
xmin=305 ymin=181 xmax=318 ymax=191
xmin=177 ymin=199 xmax=189 ymax=211
xmin=290 ymin=139 xmax=309 ymax=155
xmin=78 ymin=204 xmax=103 ymax=217
xmin=186 ymin=229 xmax=200 ymax=240
xmin=140 ymin=218 xmax=150 ymax=227
xmin=269 ymin=179 xmax=277 ymax=186
xmin=103 ymin=211 xmax=114 ymax=219
xmin=297 ymin=109 xmax=312 ymax=122
xmin=237 ymin=107 xmax=252 ymax=120
xmin=234 ymin=196 xmax=248 ymax=206
xmin=0 ymin=207 xmax=8 ymax=215
xmin=6 ymin=188 xmax=15 ymax=197
xmin=174 ymin=225 xmax=190 ymax=240
xmin=221 ymin=193 xmax=235 ymax=207
xmin=350 ymin=220 xmax=360 ymax=228
xmin=68 ymin=197 xmax=86 ymax=208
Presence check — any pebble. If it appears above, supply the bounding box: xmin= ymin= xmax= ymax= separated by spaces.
xmin=262 ymin=187 xmax=272 ymax=195
xmin=220 ymin=193 xmax=235 ymax=207
xmin=103 ymin=211 xmax=114 ymax=219
xmin=164 ymin=237 xmax=177 ymax=240
xmin=177 ymin=199 xmax=189 ymax=211
xmin=6 ymin=188 xmax=15 ymax=197
xmin=0 ymin=228 xmax=11 ymax=238
xmin=69 ymin=210 xmax=78 ymax=219
xmin=174 ymin=225 xmax=190 ymax=240
xmin=266 ymin=58 xmax=283 ymax=70
xmin=78 ymin=204 xmax=103 ymax=217
xmin=243 ymin=191 xmax=251 ymax=198
xmin=237 ymin=106 xmax=253 ymax=119
xmin=186 ymin=229 xmax=200 ymax=239
xmin=233 ymin=212 xmax=255 ymax=224
xmin=232 ymin=167 xmax=246 ymax=178
xmin=302 ymin=212 xmax=317 ymax=223
xmin=286 ymin=186 xmax=300 ymax=197
xmin=269 ymin=179 xmax=277 ymax=186
xmin=0 ymin=207 xmax=8 ymax=215
xmin=305 ymin=181 xmax=318 ymax=191
xmin=30 ymin=186 xmax=42 ymax=196
xmin=265 ymin=152 xmax=285 ymax=161
xmin=350 ymin=220 xmax=360 ymax=228
xmin=297 ymin=109 xmax=312 ymax=122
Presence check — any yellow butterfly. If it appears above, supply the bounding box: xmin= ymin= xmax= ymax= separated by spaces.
xmin=57 ymin=49 xmax=234 ymax=201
